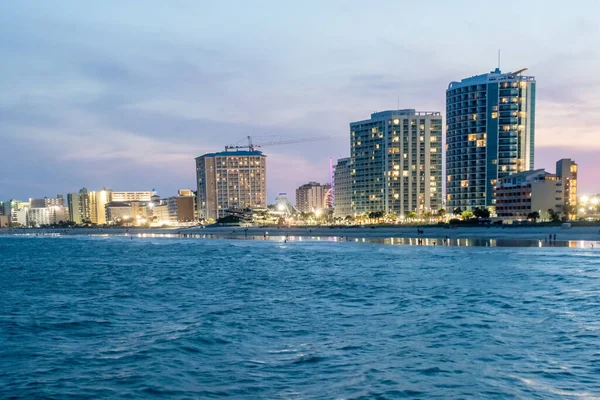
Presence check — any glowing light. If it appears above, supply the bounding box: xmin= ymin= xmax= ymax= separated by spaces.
xmin=581 ymin=196 xmax=589 ymax=203
xmin=591 ymin=198 xmax=599 ymax=205
xmin=277 ymin=203 xmax=285 ymax=211
xmin=315 ymin=209 xmax=322 ymax=217
xmin=579 ymin=208 xmax=586 ymax=213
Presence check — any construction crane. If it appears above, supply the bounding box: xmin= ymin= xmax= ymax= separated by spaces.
xmin=224 ymin=135 xmax=330 ymax=152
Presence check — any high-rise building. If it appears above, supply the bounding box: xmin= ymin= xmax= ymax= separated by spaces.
xmin=89 ymin=188 xmax=112 ymax=225
xmin=350 ymin=109 xmax=443 ymax=216
xmin=67 ymin=188 xmax=90 ymax=224
xmin=556 ymin=158 xmax=578 ymax=215
xmin=446 ymin=68 xmax=536 ymax=211
xmin=196 ymin=150 xmax=267 ymax=220
xmin=333 ymin=157 xmax=352 ymax=218
xmin=295 ymin=182 xmax=330 ymax=213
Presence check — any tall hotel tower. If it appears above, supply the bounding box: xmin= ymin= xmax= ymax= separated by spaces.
xmin=350 ymin=109 xmax=443 ymax=217
xmin=196 ymin=150 xmax=267 ymax=220
xmin=446 ymin=68 xmax=536 ymax=211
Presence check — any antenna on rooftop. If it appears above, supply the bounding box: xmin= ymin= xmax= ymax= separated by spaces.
xmin=497 ymin=49 xmax=501 ymax=70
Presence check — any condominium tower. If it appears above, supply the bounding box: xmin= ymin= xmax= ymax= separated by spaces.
xmin=446 ymin=68 xmax=536 ymax=211
xmin=350 ymin=109 xmax=443 ymax=216
xmin=333 ymin=157 xmax=352 ymax=218
xmin=67 ymin=188 xmax=91 ymax=224
xmin=196 ymin=150 xmax=267 ymax=220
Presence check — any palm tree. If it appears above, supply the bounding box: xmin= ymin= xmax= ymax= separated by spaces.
xmin=407 ymin=211 xmax=418 ymax=221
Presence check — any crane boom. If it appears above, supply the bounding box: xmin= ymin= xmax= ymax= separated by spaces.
xmin=225 ymin=135 xmax=330 ymax=151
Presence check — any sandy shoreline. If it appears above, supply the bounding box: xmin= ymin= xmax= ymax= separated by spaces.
xmin=3 ymin=225 xmax=600 ymax=242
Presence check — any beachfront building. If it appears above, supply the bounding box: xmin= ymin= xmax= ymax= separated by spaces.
xmin=9 ymin=199 xmax=30 ymax=226
xmin=350 ymin=109 xmax=443 ymax=217
xmin=495 ymin=169 xmax=563 ymax=222
xmin=67 ymin=188 xmax=91 ymax=224
xmin=556 ymin=158 xmax=578 ymax=215
xmin=89 ymin=188 xmax=112 ymax=225
xmin=295 ymin=182 xmax=330 ymax=214
xmin=446 ymin=68 xmax=536 ymax=212
xmin=30 ymin=195 xmax=66 ymax=208
xmin=111 ymin=191 xmax=154 ymax=202
xmin=196 ymin=150 xmax=267 ymax=220
xmin=333 ymin=157 xmax=352 ymax=218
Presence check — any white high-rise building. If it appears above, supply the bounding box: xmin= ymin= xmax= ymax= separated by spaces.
xmin=350 ymin=109 xmax=443 ymax=216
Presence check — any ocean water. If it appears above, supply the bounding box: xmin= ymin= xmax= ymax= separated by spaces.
xmin=1 ymin=236 xmax=600 ymax=399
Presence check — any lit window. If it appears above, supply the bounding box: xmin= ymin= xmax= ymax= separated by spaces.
xmin=402 ymin=171 xmax=409 ymax=177
xmin=393 ymin=119 xmax=399 ymax=125
xmin=468 ymin=134 xmax=477 ymax=141
xmin=430 ymin=148 xmax=437 ymax=153
xmin=491 ymin=112 xmax=498 ymax=119
xmin=461 ymin=180 xmax=469 ymax=188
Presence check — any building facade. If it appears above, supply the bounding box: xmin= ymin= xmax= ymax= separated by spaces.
xmin=446 ymin=68 xmax=536 ymax=211
xmin=295 ymin=182 xmax=330 ymax=213
xmin=333 ymin=157 xmax=352 ymax=218
xmin=556 ymin=158 xmax=578 ymax=215
xmin=67 ymin=188 xmax=91 ymax=224
xmin=350 ymin=109 xmax=443 ymax=217
xmin=196 ymin=150 xmax=267 ymax=220
xmin=111 ymin=191 xmax=154 ymax=202
xmin=89 ymin=188 xmax=112 ymax=225
xmin=495 ymin=169 xmax=563 ymax=222
xmin=30 ymin=195 xmax=66 ymax=208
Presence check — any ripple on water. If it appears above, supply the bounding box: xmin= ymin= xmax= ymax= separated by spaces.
xmin=1 ymin=236 xmax=600 ymax=398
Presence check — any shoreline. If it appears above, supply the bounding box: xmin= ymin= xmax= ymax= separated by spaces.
xmin=2 ymin=225 xmax=600 ymax=248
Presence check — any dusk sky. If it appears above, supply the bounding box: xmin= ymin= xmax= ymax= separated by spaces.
xmin=1 ymin=1 xmax=599 ymax=202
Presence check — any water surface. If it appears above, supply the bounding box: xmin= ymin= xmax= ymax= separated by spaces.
xmin=1 ymin=236 xmax=600 ymax=398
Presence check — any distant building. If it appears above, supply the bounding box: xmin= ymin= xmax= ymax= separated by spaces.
xmin=446 ymin=68 xmax=536 ymax=211
xmin=196 ymin=150 xmax=267 ymax=220
xmin=111 ymin=191 xmax=154 ymax=203
xmin=105 ymin=202 xmax=134 ymax=224
xmin=333 ymin=157 xmax=352 ymax=218
xmin=556 ymin=158 xmax=578 ymax=214
xmin=295 ymin=182 xmax=330 ymax=213
xmin=350 ymin=109 xmax=443 ymax=216
xmin=166 ymin=195 xmax=196 ymax=223
xmin=9 ymin=200 xmax=30 ymax=226
xmin=89 ymin=188 xmax=112 ymax=225
xmin=0 ymin=201 xmax=10 ymax=217
xmin=27 ymin=208 xmax=51 ymax=226
xmin=496 ymin=169 xmax=563 ymax=221
xmin=0 ymin=215 xmax=8 ymax=228
xmin=153 ymin=204 xmax=170 ymax=225
xmin=67 ymin=188 xmax=91 ymax=224
xmin=30 ymin=195 xmax=65 ymax=208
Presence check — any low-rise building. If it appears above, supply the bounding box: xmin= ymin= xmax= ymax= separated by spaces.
xmin=495 ymin=169 xmax=564 ymax=222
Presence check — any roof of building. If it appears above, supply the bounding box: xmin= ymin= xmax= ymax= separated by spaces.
xmin=448 ymin=68 xmax=535 ymax=90
xmin=498 ymin=169 xmax=559 ymax=185
xmin=196 ymin=150 xmax=265 ymax=159
xmin=351 ymin=109 xmax=442 ymax=125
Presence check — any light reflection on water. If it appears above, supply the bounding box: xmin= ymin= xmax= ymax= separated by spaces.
xmin=4 ymin=231 xmax=597 ymax=248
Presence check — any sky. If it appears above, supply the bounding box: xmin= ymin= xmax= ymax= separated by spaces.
xmin=1 ymin=0 xmax=600 ymax=202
